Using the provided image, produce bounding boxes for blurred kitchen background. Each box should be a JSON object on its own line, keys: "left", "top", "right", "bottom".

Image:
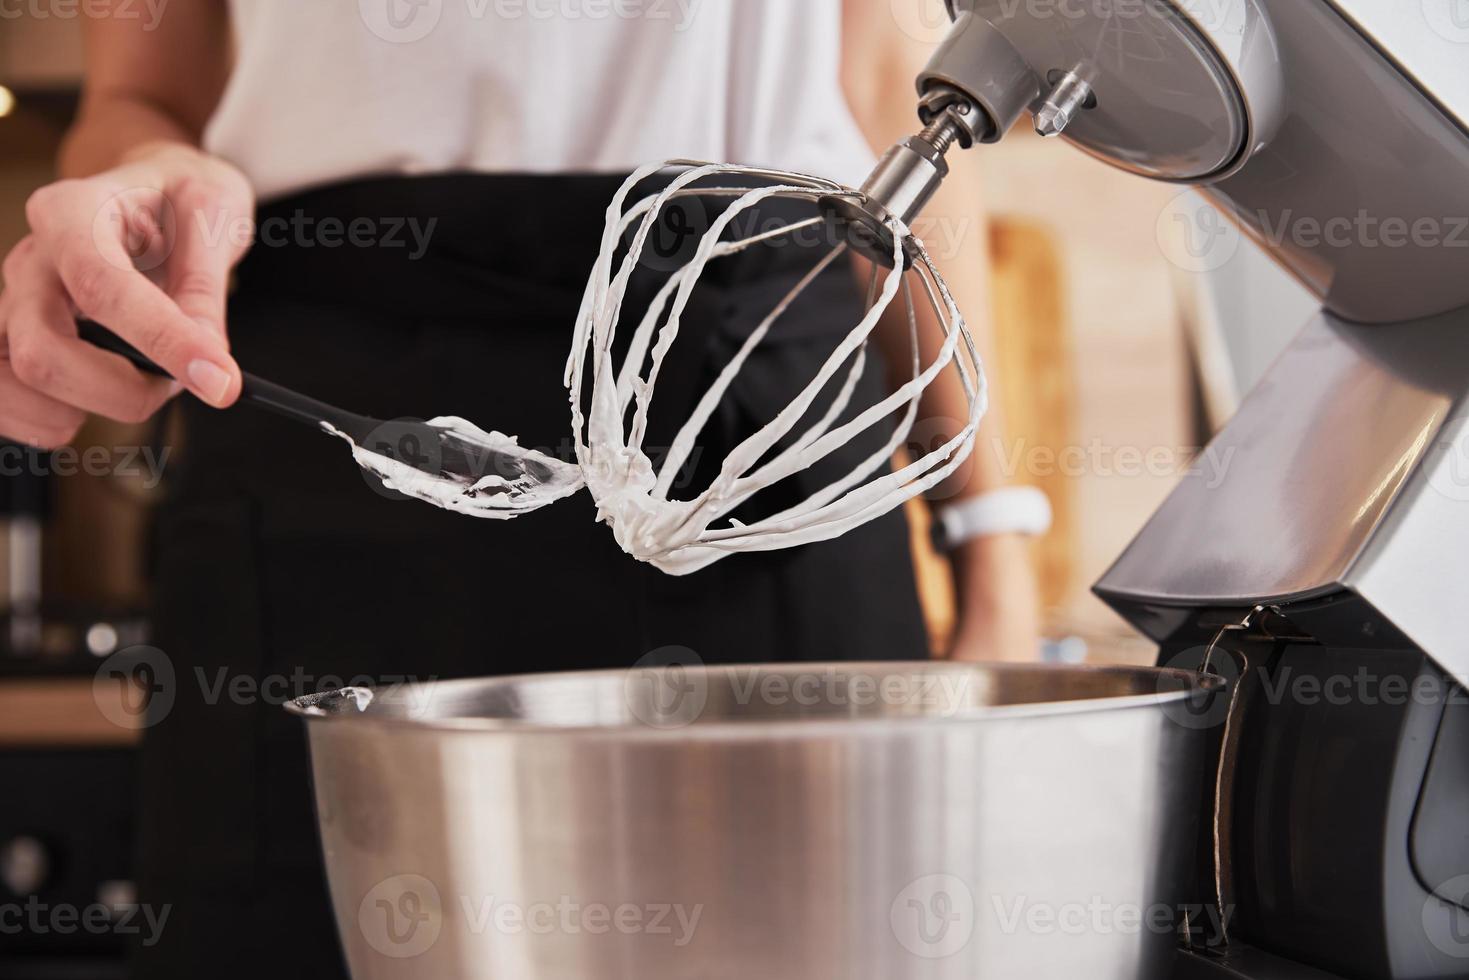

{"left": 0, "top": 5, "right": 1318, "bottom": 978}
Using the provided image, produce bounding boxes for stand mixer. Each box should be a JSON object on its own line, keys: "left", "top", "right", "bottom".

{"left": 851, "top": 1, "right": 1469, "bottom": 977}
{"left": 281, "top": 4, "right": 1469, "bottom": 977}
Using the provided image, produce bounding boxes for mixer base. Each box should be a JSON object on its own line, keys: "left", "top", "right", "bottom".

{"left": 1175, "top": 944, "right": 1348, "bottom": 979}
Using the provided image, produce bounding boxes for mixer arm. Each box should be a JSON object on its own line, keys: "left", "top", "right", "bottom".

{"left": 821, "top": 6, "right": 1086, "bottom": 265}
{"left": 828, "top": 0, "right": 1302, "bottom": 260}
{"left": 840, "top": 0, "right": 1469, "bottom": 325}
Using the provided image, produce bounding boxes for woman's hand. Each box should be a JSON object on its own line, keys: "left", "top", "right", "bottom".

{"left": 0, "top": 143, "right": 252, "bottom": 448}
{"left": 946, "top": 532, "right": 1043, "bottom": 662}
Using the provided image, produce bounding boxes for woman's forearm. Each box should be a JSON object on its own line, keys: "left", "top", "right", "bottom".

{"left": 857, "top": 243, "right": 1042, "bottom": 661}
{"left": 840, "top": 0, "right": 1042, "bottom": 659}
{"left": 878, "top": 264, "right": 1009, "bottom": 504}
{"left": 60, "top": 96, "right": 202, "bottom": 178}
{"left": 844, "top": 193, "right": 1013, "bottom": 508}
{"left": 60, "top": 0, "right": 232, "bottom": 178}
{"left": 839, "top": 0, "right": 1010, "bottom": 503}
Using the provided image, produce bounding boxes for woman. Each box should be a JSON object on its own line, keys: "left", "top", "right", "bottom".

{"left": 0, "top": 1, "right": 1039, "bottom": 975}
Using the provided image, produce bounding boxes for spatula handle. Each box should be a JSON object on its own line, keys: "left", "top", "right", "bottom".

{"left": 77, "top": 320, "right": 376, "bottom": 438}
{"left": 77, "top": 319, "right": 170, "bottom": 378}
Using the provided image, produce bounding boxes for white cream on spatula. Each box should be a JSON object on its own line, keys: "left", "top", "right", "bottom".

{"left": 323, "top": 416, "right": 584, "bottom": 519}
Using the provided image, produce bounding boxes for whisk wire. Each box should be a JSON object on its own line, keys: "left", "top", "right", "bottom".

{"left": 567, "top": 162, "right": 987, "bottom": 575}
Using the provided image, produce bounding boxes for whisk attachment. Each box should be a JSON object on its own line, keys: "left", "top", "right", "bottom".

{"left": 818, "top": 96, "right": 984, "bottom": 268}
{"left": 567, "top": 161, "right": 987, "bottom": 576}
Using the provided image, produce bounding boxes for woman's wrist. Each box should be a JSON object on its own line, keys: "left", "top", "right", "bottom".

{"left": 119, "top": 139, "right": 205, "bottom": 166}
{"left": 61, "top": 92, "right": 206, "bottom": 178}
{"left": 117, "top": 142, "right": 250, "bottom": 192}
{"left": 950, "top": 531, "right": 1030, "bottom": 600}
{"left": 946, "top": 532, "right": 1043, "bottom": 662}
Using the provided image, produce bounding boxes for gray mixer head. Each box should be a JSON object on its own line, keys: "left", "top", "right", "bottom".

{"left": 830, "top": 0, "right": 1469, "bottom": 328}
{"left": 823, "top": 0, "right": 1280, "bottom": 264}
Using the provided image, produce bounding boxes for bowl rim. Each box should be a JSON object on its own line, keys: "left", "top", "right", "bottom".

{"left": 282, "top": 661, "right": 1227, "bottom": 739}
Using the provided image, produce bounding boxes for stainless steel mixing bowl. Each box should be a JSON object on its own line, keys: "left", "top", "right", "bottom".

{"left": 287, "top": 662, "right": 1222, "bottom": 979}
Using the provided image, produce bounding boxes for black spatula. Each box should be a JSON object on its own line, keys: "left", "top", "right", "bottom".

{"left": 77, "top": 320, "right": 572, "bottom": 501}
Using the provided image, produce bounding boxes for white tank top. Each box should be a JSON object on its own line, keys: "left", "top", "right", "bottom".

{"left": 205, "top": 0, "right": 879, "bottom": 201}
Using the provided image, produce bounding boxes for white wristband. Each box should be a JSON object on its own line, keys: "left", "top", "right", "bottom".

{"left": 931, "top": 487, "right": 1053, "bottom": 552}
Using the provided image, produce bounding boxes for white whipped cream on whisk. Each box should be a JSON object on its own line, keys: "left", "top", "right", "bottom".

{"left": 564, "top": 161, "right": 987, "bottom": 575}
{"left": 328, "top": 162, "right": 986, "bottom": 576}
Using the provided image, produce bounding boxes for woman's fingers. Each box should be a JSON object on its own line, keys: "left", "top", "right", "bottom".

{"left": 25, "top": 180, "right": 242, "bottom": 407}
{"left": 0, "top": 356, "right": 89, "bottom": 450}
{"left": 3, "top": 240, "right": 178, "bottom": 424}
{"left": 0, "top": 148, "right": 258, "bottom": 445}
{"left": 167, "top": 174, "right": 252, "bottom": 341}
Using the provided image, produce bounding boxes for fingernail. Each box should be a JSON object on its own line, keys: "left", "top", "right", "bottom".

{"left": 187, "top": 359, "right": 232, "bottom": 405}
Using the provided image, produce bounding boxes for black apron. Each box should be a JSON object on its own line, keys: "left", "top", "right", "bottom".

{"left": 134, "top": 173, "right": 928, "bottom": 977}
